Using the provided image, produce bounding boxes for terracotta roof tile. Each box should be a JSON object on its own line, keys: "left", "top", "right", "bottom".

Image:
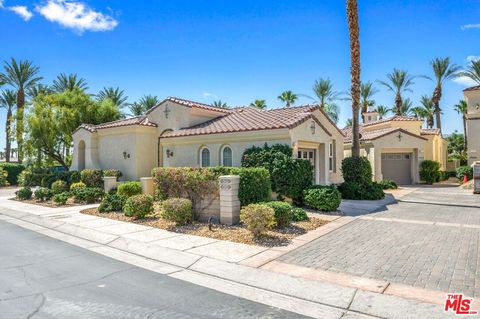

{"left": 362, "top": 115, "right": 421, "bottom": 127}
{"left": 343, "top": 126, "right": 427, "bottom": 143}
{"left": 79, "top": 116, "right": 157, "bottom": 133}
{"left": 420, "top": 128, "right": 440, "bottom": 135}
{"left": 147, "top": 96, "right": 232, "bottom": 115}
{"left": 463, "top": 85, "right": 480, "bottom": 92}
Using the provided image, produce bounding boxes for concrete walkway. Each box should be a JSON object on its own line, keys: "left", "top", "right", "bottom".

{"left": 0, "top": 186, "right": 462, "bottom": 318}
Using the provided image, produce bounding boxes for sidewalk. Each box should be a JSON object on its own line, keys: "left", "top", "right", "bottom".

{"left": 0, "top": 189, "right": 455, "bottom": 319}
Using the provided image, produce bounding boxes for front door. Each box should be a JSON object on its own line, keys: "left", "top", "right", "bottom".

{"left": 298, "top": 149, "right": 316, "bottom": 180}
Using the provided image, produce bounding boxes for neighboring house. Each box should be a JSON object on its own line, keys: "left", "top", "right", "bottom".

{"left": 71, "top": 97, "right": 345, "bottom": 184}
{"left": 463, "top": 85, "right": 480, "bottom": 165}
{"left": 343, "top": 111, "right": 448, "bottom": 185}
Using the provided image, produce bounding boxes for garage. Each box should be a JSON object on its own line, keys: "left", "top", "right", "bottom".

{"left": 381, "top": 153, "right": 412, "bottom": 185}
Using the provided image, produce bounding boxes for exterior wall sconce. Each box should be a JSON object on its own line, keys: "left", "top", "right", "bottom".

{"left": 166, "top": 149, "right": 174, "bottom": 158}
{"left": 310, "top": 121, "right": 316, "bottom": 134}
{"left": 123, "top": 151, "right": 130, "bottom": 159}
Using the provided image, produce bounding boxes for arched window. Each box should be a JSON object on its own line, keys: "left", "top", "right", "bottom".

{"left": 221, "top": 146, "right": 233, "bottom": 166}
{"left": 200, "top": 147, "right": 210, "bottom": 167}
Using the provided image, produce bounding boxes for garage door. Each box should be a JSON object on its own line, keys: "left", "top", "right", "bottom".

{"left": 381, "top": 153, "right": 412, "bottom": 185}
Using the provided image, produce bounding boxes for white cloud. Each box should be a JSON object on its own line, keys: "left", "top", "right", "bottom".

{"left": 467, "top": 55, "right": 480, "bottom": 62}
{"left": 203, "top": 92, "right": 218, "bottom": 98}
{"left": 461, "top": 24, "right": 480, "bottom": 30}
{"left": 8, "top": 6, "right": 33, "bottom": 21}
{"left": 35, "top": 0, "right": 118, "bottom": 34}
{"left": 454, "top": 76, "right": 478, "bottom": 87}
{"left": 0, "top": 1, "right": 4, "bottom": 8}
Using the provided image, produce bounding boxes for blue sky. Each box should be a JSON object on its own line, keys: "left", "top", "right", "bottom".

{"left": 1, "top": 0, "right": 479, "bottom": 150}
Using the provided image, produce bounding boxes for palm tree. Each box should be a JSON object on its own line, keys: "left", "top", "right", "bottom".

{"left": 377, "top": 69, "right": 416, "bottom": 116}
{"left": 277, "top": 91, "right": 297, "bottom": 107}
{"left": 345, "top": 118, "right": 353, "bottom": 127}
{"left": 212, "top": 100, "right": 228, "bottom": 108}
{"left": 415, "top": 96, "right": 435, "bottom": 128}
{"left": 430, "top": 58, "right": 460, "bottom": 130}
{"left": 138, "top": 94, "right": 160, "bottom": 111}
{"left": 324, "top": 103, "right": 340, "bottom": 124}
{"left": 459, "top": 59, "right": 480, "bottom": 85}
{"left": 52, "top": 73, "right": 88, "bottom": 92}
{"left": 1, "top": 58, "right": 43, "bottom": 162}
{"left": 0, "top": 90, "right": 16, "bottom": 162}
{"left": 398, "top": 98, "right": 413, "bottom": 116}
{"left": 250, "top": 99, "right": 267, "bottom": 109}
{"left": 360, "top": 81, "right": 378, "bottom": 116}
{"left": 375, "top": 105, "right": 389, "bottom": 119}
{"left": 454, "top": 100, "right": 468, "bottom": 151}
{"left": 27, "top": 84, "right": 52, "bottom": 98}
{"left": 97, "top": 87, "right": 128, "bottom": 109}
{"left": 128, "top": 102, "right": 146, "bottom": 116}
{"left": 312, "top": 78, "right": 339, "bottom": 108}
{"left": 346, "top": 0, "right": 361, "bottom": 157}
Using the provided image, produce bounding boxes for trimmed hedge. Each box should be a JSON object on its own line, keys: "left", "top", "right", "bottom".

{"left": 81, "top": 169, "right": 103, "bottom": 188}
{"left": 241, "top": 143, "right": 293, "bottom": 173}
{"left": 124, "top": 194, "right": 153, "bottom": 218}
{"left": 379, "top": 179, "right": 398, "bottom": 190}
{"left": 304, "top": 186, "right": 341, "bottom": 212}
{"left": 261, "top": 201, "right": 292, "bottom": 228}
{"left": 290, "top": 207, "right": 308, "bottom": 222}
{"left": 338, "top": 181, "right": 384, "bottom": 200}
{"left": 73, "top": 187, "right": 104, "bottom": 204}
{"left": 0, "top": 163, "right": 25, "bottom": 185}
{"left": 98, "top": 193, "right": 128, "bottom": 213}
{"left": 419, "top": 160, "right": 441, "bottom": 185}
{"left": 51, "top": 180, "right": 68, "bottom": 194}
{"left": 341, "top": 157, "right": 372, "bottom": 184}
{"left": 34, "top": 187, "right": 54, "bottom": 201}
{"left": 0, "top": 168, "right": 8, "bottom": 187}
{"left": 117, "top": 181, "right": 142, "bottom": 197}
{"left": 160, "top": 198, "right": 193, "bottom": 225}
{"left": 16, "top": 187, "right": 32, "bottom": 200}
{"left": 53, "top": 192, "right": 71, "bottom": 205}
{"left": 19, "top": 169, "right": 80, "bottom": 187}
{"left": 240, "top": 204, "right": 276, "bottom": 237}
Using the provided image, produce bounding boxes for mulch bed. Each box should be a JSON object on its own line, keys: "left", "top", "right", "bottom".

{"left": 81, "top": 208, "right": 329, "bottom": 247}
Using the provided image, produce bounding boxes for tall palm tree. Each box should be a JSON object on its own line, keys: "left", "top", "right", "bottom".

{"left": 250, "top": 99, "right": 267, "bottom": 109}
{"left": 375, "top": 105, "right": 389, "bottom": 119}
{"left": 97, "top": 87, "right": 128, "bottom": 109}
{"left": 0, "top": 90, "right": 16, "bottom": 162}
{"left": 454, "top": 100, "right": 468, "bottom": 151}
{"left": 312, "top": 78, "right": 339, "bottom": 108}
{"left": 277, "top": 90, "right": 297, "bottom": 107}
{"left": 377, "top": 69, "right": 416, "bottom": 116}
{"left": 138, "top": 94, "right": 160, "bottom": 111}
{"left": 430, "top": 57, "right": 460, "bottom": 130}
{"left": 212, "top": 100, "right": 228, "bottom": 108}
{"left": 415, "top": 96, "right": 435, "bottom": 128}
{"left": 459, "top": 59, "right": 480, "bottom": 85}
{"left": 398, "top": 98, "right": 413, "bottom": 116}
{"left": 360, "top": 81, "right": 378, "bottom": 116}
{"left": 346, "top": 0, "right": 361, "bottom": 157}
{"left": 52, "top": 73, "right": 88, "bottom": 92}
{"left": 128, "top": 102, "right": 146, "bottom": 116}
{"left": 1, "top": 58, "right": 43, "bottom": 162}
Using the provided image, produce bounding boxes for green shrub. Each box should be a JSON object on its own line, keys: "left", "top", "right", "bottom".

{"left": 419, "top": 160, "right": 441, "bottom": 185}
{"left": 304, "top": 186, "right": 341, "bottom": 211}
{"left": 16, "top": 187, "right": 33, "bottom": 200}
{"left": 241, "top": 143, "right": 293, "bottom": 173}
{"left": 456, "top": 166, "right": 473, "bottom": 181}
{"left": 290, "top": 207, "right": 309, "bottom": 222}
{"left": 98, "top": 193, "right": 128, "bottom": 213}
{"left": 379, "top": 179, "right": 398, "bottom": 190}
{"left": 338, "top": 181, "right": 384, "bottom": 200}
{"left": 0, "top": 163, "right": 25, "bottom": 185}
{"left": 34, "top": 187, "right": 54, "bottom": 201}
{"left": 240, "top": 204, "right": 276, "bottom": 237}
{"left": 73, "top": 187, "right": 104, "bottom": 204}
{"left": 53, "top": 192, "right": 71, "bottom": 205}
{"left": 103, "top": 169, "right": 122, "bottom": 179}
{"left": 0, "top": 167, "right": 8, "bottom": 187}
{"left": 19, "top": 169, "right": 80, "bottom": 187}
{"left": 261, "top": 201, "right": 292, "bottom": 228}
{"left": 208, "top": 166, "right": 271, "bottom": 206}
{"left": 123, "top": 194, "right": 153, "bottom": 218}
{"left": 51, "top": 180, "right": 68, "bottom": 194}
{"left": 80, "top": 169, "right": 103, "bottom": 188}
{"left": 341, "top": 157, "right": 372, "bottom": 184}
{"left": 117, "top": 181, "right": 142, "bottom": 197}
{"left": 70, "top": 181, "right": 86, "bottom": 192}
{"left": 160, "top": 198, "right": 193, "bottom": 225}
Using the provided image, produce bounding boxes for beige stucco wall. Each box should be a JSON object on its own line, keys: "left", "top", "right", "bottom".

{"left": 363, "top": 120, "right": 423, "bottom": 136}
{"left": 71, "top": 129, "right": 100, "bottom": 171}
{"left": 465, "top": 90, "right": 480, "bottom": 165}
{"left": 422, "top": 134, "right": 447, "bottom": 170}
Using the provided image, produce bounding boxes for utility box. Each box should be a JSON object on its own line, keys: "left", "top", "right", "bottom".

{"left": 474, "top": 164, "right": 480, "bottom": 194}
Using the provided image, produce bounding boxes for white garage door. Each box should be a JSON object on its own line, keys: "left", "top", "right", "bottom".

{"left": 381, "top": 153, "right": 412, "bottom": 185}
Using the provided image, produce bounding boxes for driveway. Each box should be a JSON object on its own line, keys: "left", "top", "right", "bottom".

{"left": 277, "top": 185, "right": 480, "bottom": 297}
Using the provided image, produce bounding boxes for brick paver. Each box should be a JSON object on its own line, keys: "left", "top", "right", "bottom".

{"left": 278, "top": 186, "right": 480, "bottom": 297}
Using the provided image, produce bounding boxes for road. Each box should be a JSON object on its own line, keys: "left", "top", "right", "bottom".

{"left": 0, "top": 220, "right": 307, "bottom": 319}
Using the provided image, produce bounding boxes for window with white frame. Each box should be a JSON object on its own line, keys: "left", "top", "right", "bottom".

{"left": 221, "top": 146, "right": 233, "bottom": 166}
{"left": 329, "top": 143, "right": 334, "bottom": 171}
{"left": 200, "top": 147, "right": 210, "bottom": 167}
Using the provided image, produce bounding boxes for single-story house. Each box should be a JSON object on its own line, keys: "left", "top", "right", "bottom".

{"left": 464, "top": 85, "right": 480, "bottom": 165}
{"left": 343, "top": 111, "right": 448, "bottom": 185}
{"left": 71, "top": 97, "right": 345, "bottom": 184}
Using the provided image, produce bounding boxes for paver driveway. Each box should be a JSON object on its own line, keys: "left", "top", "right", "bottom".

{"left": 278, "top": 185, "right": 480, "bottom": 297}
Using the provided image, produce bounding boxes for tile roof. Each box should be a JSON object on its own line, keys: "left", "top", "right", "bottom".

{"left": 362, "top": 115, "right": 421, "bottom": 127}
{"left": 162, "top": 105, "right": 322, "bottom": 138}
{"left": 343, "top": 126, "right": 427, "bottom": 143}
{"left": 147, "top": 96, "right": 232, "bottom": 115}
{"left": 420, "top": 128, "right": 441, "bottom": 135}
{"left": 76, "top": 116, "right": 157, "bottom": 133}
{"left": 463, "top": 85, "right": 480, "bottom": 92}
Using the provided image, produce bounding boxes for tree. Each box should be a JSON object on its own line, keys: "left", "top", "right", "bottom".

{"left": 277, "top": 91, "right": 297, "bottom": 107}
{"left": 26, "top": 90, "right": 122, "bottom": 169}
{"left": 138, "top": 94, "right": 160, "bottom": 111}
{"left": 430, "top": 58, "right": 460, "bottom": 130}
{"left": 0, "top": 89, "right": 16, "bottom": 162}
{"left": 97, "top": 87, "right": 128, "bottom": 109}
{"left": 250, "top": 99, "right": 267, "bottom": 109}
{"left": 398, "top": 98, "right": 413, "bottom": 116}
{"left": 28, "top": 84, "right": 53, "bottom": 98}
{"left": 375, "top": 105, "right": 389, "bottom": 119}
{"left": 1, "top": 58, "right": 43, "bottom": 162}
{"left": 324, "top": 103, "right": 340, "bottom": 124}
{"left": 454, "top": 100, "right": 468, "bottom": 151}
{"left": 128, "top": 102, "right": 147, "bottom": 116}
{"left": 312, "top": 78, "right": 339, "bottom": 108}
{"left": 414, "top": 96, "right": 435, "bottom": 128}
{"left": 377, "top": 69, "right": 416, "bottom": 116}
{"left": 345, "top": 118, "right": 353, "bottom": 127}
{"left": 52, "top": 73, "right": 88, "bottom": 92}
{"left": 212, "top": 100, "right": 228, "bottom": 108}
{"left": 447, "top": 131, "right": 466, "bottom": 164}
{"left": 346, "top": 0, "right": 361, "bottom": 157}
{"left": 459, "top": 59, "right": 480, "bottom": 85}
{"left": 360, "top": 81, "right": 378, "bottom": 119}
